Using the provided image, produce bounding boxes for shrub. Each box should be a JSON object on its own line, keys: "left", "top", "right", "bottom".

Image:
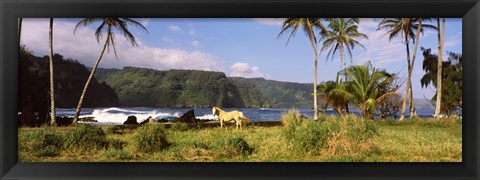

{"left": 33, "top": 145, "right": 60, "bottom": 157}
{"left": 227, "top": 136, "right": 253, "bottom": 155}
{"left": 30, "top": 130, "right": 64, "bottom": 157}
{"left": 64, "top": 124, "right": 108, "bottom": 150}
{"left": 343, "top": 115, "right": 378, "bottom": 142}
{"left": 171, "top": 123, "right": 189, "bottom": 131}
{"left": 281, "top": 110, "right": 378, "bottom": 155}
{"left": 132, "top": 124, "right": 170, "bottom": 153}
{"left": 281, "top": 109, "right": 328, "bottom": 154}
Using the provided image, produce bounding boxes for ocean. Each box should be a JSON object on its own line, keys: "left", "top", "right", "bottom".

{"left": 55, "top": 107, "right": 438, "bottom": 125}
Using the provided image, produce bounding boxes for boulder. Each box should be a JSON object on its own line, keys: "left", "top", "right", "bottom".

{"left": 140, "top": 116, "right": 155, "bottom": 125}
{"left": 157, "top": 118, "right": 169, "bottom": 123}
{"left": 123, "top": 116, "right": 138, "bottom": 125}
{"left": 173, "top": 110, "right": 198, "bottom": 123}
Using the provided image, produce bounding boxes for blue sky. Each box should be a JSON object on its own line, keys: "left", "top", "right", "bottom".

{"left": 21, "top": 18, "right": 462, "bottom": 99}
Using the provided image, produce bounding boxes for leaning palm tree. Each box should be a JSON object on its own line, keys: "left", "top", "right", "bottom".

{"left": 377, "top": 18, "right": 435, "bottom": 120}
{"left": 329, "top": 64, "right": 396, "bottom": 118}
{"left": 278, "top": 18, "right": 328, "bottom": 120}
{"left": 72, "top": 18, "right": 148, "bottom": 124}
{"left": 434, "top": 18, "right": 446, "bottom": 118}
{"left": 48, "top": 18, "right": 57, "bottom": 126}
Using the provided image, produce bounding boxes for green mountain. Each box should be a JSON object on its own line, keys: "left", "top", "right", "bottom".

{"left": 95, "top": 67, "right": 316, "bottom": 108}
{"left": 95, "top": 67, "right": 271, "bottom": 108}
{"left": 228, "top": 77, "right": 314, "bottom": 108}
{"left": 19, "top": 53, "right": 119, "bottom": 109}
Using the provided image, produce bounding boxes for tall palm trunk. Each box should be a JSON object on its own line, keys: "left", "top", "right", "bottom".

{"left": 48, "top": 18, "right": 57, "bottom": 126}
{"left": 400, "top": 33, "right": 412, "bottom": 121}
{"left": 73, "top": 37, "right": 109, "bottom": 124}
{"left": 309, "top": 36, "right": 319, "bottom": 120}
{"left": 340, "top": 45, "right": 349, "bottom": 114}
{"left": 18, "top": 18, "right": 22, "bottom": 48}
{"left": 408, "top": 19, "right": 423, "bottom": 118}
{"left": 434, "top": 18, "right": 445, "bottom": 118}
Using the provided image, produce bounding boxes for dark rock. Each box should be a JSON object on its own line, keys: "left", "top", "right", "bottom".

{"left": 123, "top": 116, "right": 138, "bottom": 125}
{"left": 173, "top": 110, "right": 198, "bottom": 123}
{"left": 157, "top": 118, "right": 169, "bottom": 123}
{"left": 56, "top": 116, "right": 73, "bottom": 126}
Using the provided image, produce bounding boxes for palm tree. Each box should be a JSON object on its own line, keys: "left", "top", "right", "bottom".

{"left": 434, "top": 18, "right": 446, "bottom": 118}
{"left": 329, "top": 64, "right": 396, "bottom": 118}
{"left": 72, "top": 18, "right": 149, "bottom": 124}
{"left": 320, "top": 18, "right": 368, "bottom": 78}
{"left": 318, "top": 73, "right": 350, "bottom": 116}
{"left": 48, "top": 18, "right": 57, "bottom": 126}
{"left": 420, "top": 48, "right": 462, "bottom": 116}
{"left": 377, "top": 18, "right": 435, "bottom": 120}
{"left": 278, "top": 18, "right": 328, "bottom": 120}
{"left": 320, "top": 18, "right": 368, "bottom": 114}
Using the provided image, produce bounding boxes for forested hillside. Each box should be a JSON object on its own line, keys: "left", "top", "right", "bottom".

{"left": 95, "top": 67, "right": 318, "bottom": 108}
{"left": 228, "top": 77, "right": 314, "bottom": 108}
{"left": 95, "top": 67, "right": 271, "bottom": 108}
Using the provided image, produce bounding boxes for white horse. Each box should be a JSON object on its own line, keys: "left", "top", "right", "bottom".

{"left": 212, "top": 107, "right": 250, "bottom": 130}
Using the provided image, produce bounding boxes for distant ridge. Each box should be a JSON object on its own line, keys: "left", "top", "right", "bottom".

{"left": 95, "top": 67, "right": 316, "bottom": 108}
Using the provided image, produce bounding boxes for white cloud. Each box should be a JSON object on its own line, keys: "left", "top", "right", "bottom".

{"left": 190, "top": 40, "right": 200, "bottom": 47}
{"left": 188, "top": 28, "right": 197, "bottom": 35}
{"left": 168, "top": 25, "right": 181, "bottom": 32}
{"left": 252, "top": 18, "right": 285, "bottom": 26}
{"left": 161, "top": 36, "right": 174, "bottom": 43}
{"left": 353, "top": 21, "right": 407, "bottom": 66}
{"left": 21, "top": 18, "right": 223, "bottom": 72}
{"left": 230, "top": 62, "right": 264, "bottom": 78}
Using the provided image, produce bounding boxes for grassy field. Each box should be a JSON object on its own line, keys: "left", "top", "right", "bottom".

{"left": 18, "top": 114, "right": 462, "bottom": 162}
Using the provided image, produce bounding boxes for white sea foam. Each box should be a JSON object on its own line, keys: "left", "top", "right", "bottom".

{"left": 79, "top": 107, "right": 182, "bottom": 124}
{"left": 196, "top": 114, "right": 218, "bottom": 120}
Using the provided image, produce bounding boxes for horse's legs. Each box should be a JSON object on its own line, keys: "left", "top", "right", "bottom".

{"left": 235, "top": 117, "right": 240, "bottom": 130}
{"left": 220, "top": 119, "right": 224, "bottom": 128}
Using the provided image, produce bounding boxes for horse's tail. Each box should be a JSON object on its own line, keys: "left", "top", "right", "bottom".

{"left": 240, "top": 113, "right": 250, "bottom": 124}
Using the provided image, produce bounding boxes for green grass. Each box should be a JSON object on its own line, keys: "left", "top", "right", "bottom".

{"left": 18, "top": 115, "right": 462, "bottom": 162}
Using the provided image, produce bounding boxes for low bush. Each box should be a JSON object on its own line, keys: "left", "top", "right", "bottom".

{"left": 281, "top": 110, "right": 378, "bottom": 155}
{"left": 133, "top": 124, "right": 170, "bottom": 153}
{"left": 227, "top": 136, "right": 253, "bottom": 155}
{"left": 64, "top": 124, "right": 108, "bottom": 150}
{"left": 30, "top": 130, "right": 64, "bottom": 157}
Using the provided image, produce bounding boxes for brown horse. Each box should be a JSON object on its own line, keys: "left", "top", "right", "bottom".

{"left": 212, "top": 107, "right": 250, "bottom": 130}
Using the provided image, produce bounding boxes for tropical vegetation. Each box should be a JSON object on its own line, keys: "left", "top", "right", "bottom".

{"left": 377, "top": 18, "right": 437, "bottom": 120}
{"left": 420, "top": 48, "right": 462, "bottom": 116}
{"left": 278, "top": 18, "right": 329, "bottom": 120}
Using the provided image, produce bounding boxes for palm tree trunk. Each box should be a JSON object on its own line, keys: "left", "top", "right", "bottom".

{"left": 309, "top": 32, "right": 318, "bottom": 120}
{"left": 18, "top": 18, "right": 22, "bottom": 48}
{"left": 400, "top": 34, "right": 412, "bottom": 121}
{"left": 48, "top": 18, "right": 57, "bottom": 126}
{"left": 408, "top": 19, "right": 423, "bottom": 118}
{"left": 341, "top": 45, "right": 349, "bottom": 114}
{"left": 73, "top": 37, "right": 109, "bottom": 124}
{"left": 434, "top": 18, "right": 445, "bottom": 118}
{"left": 308, "top": 36, "right": 319, "bottom": 120}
